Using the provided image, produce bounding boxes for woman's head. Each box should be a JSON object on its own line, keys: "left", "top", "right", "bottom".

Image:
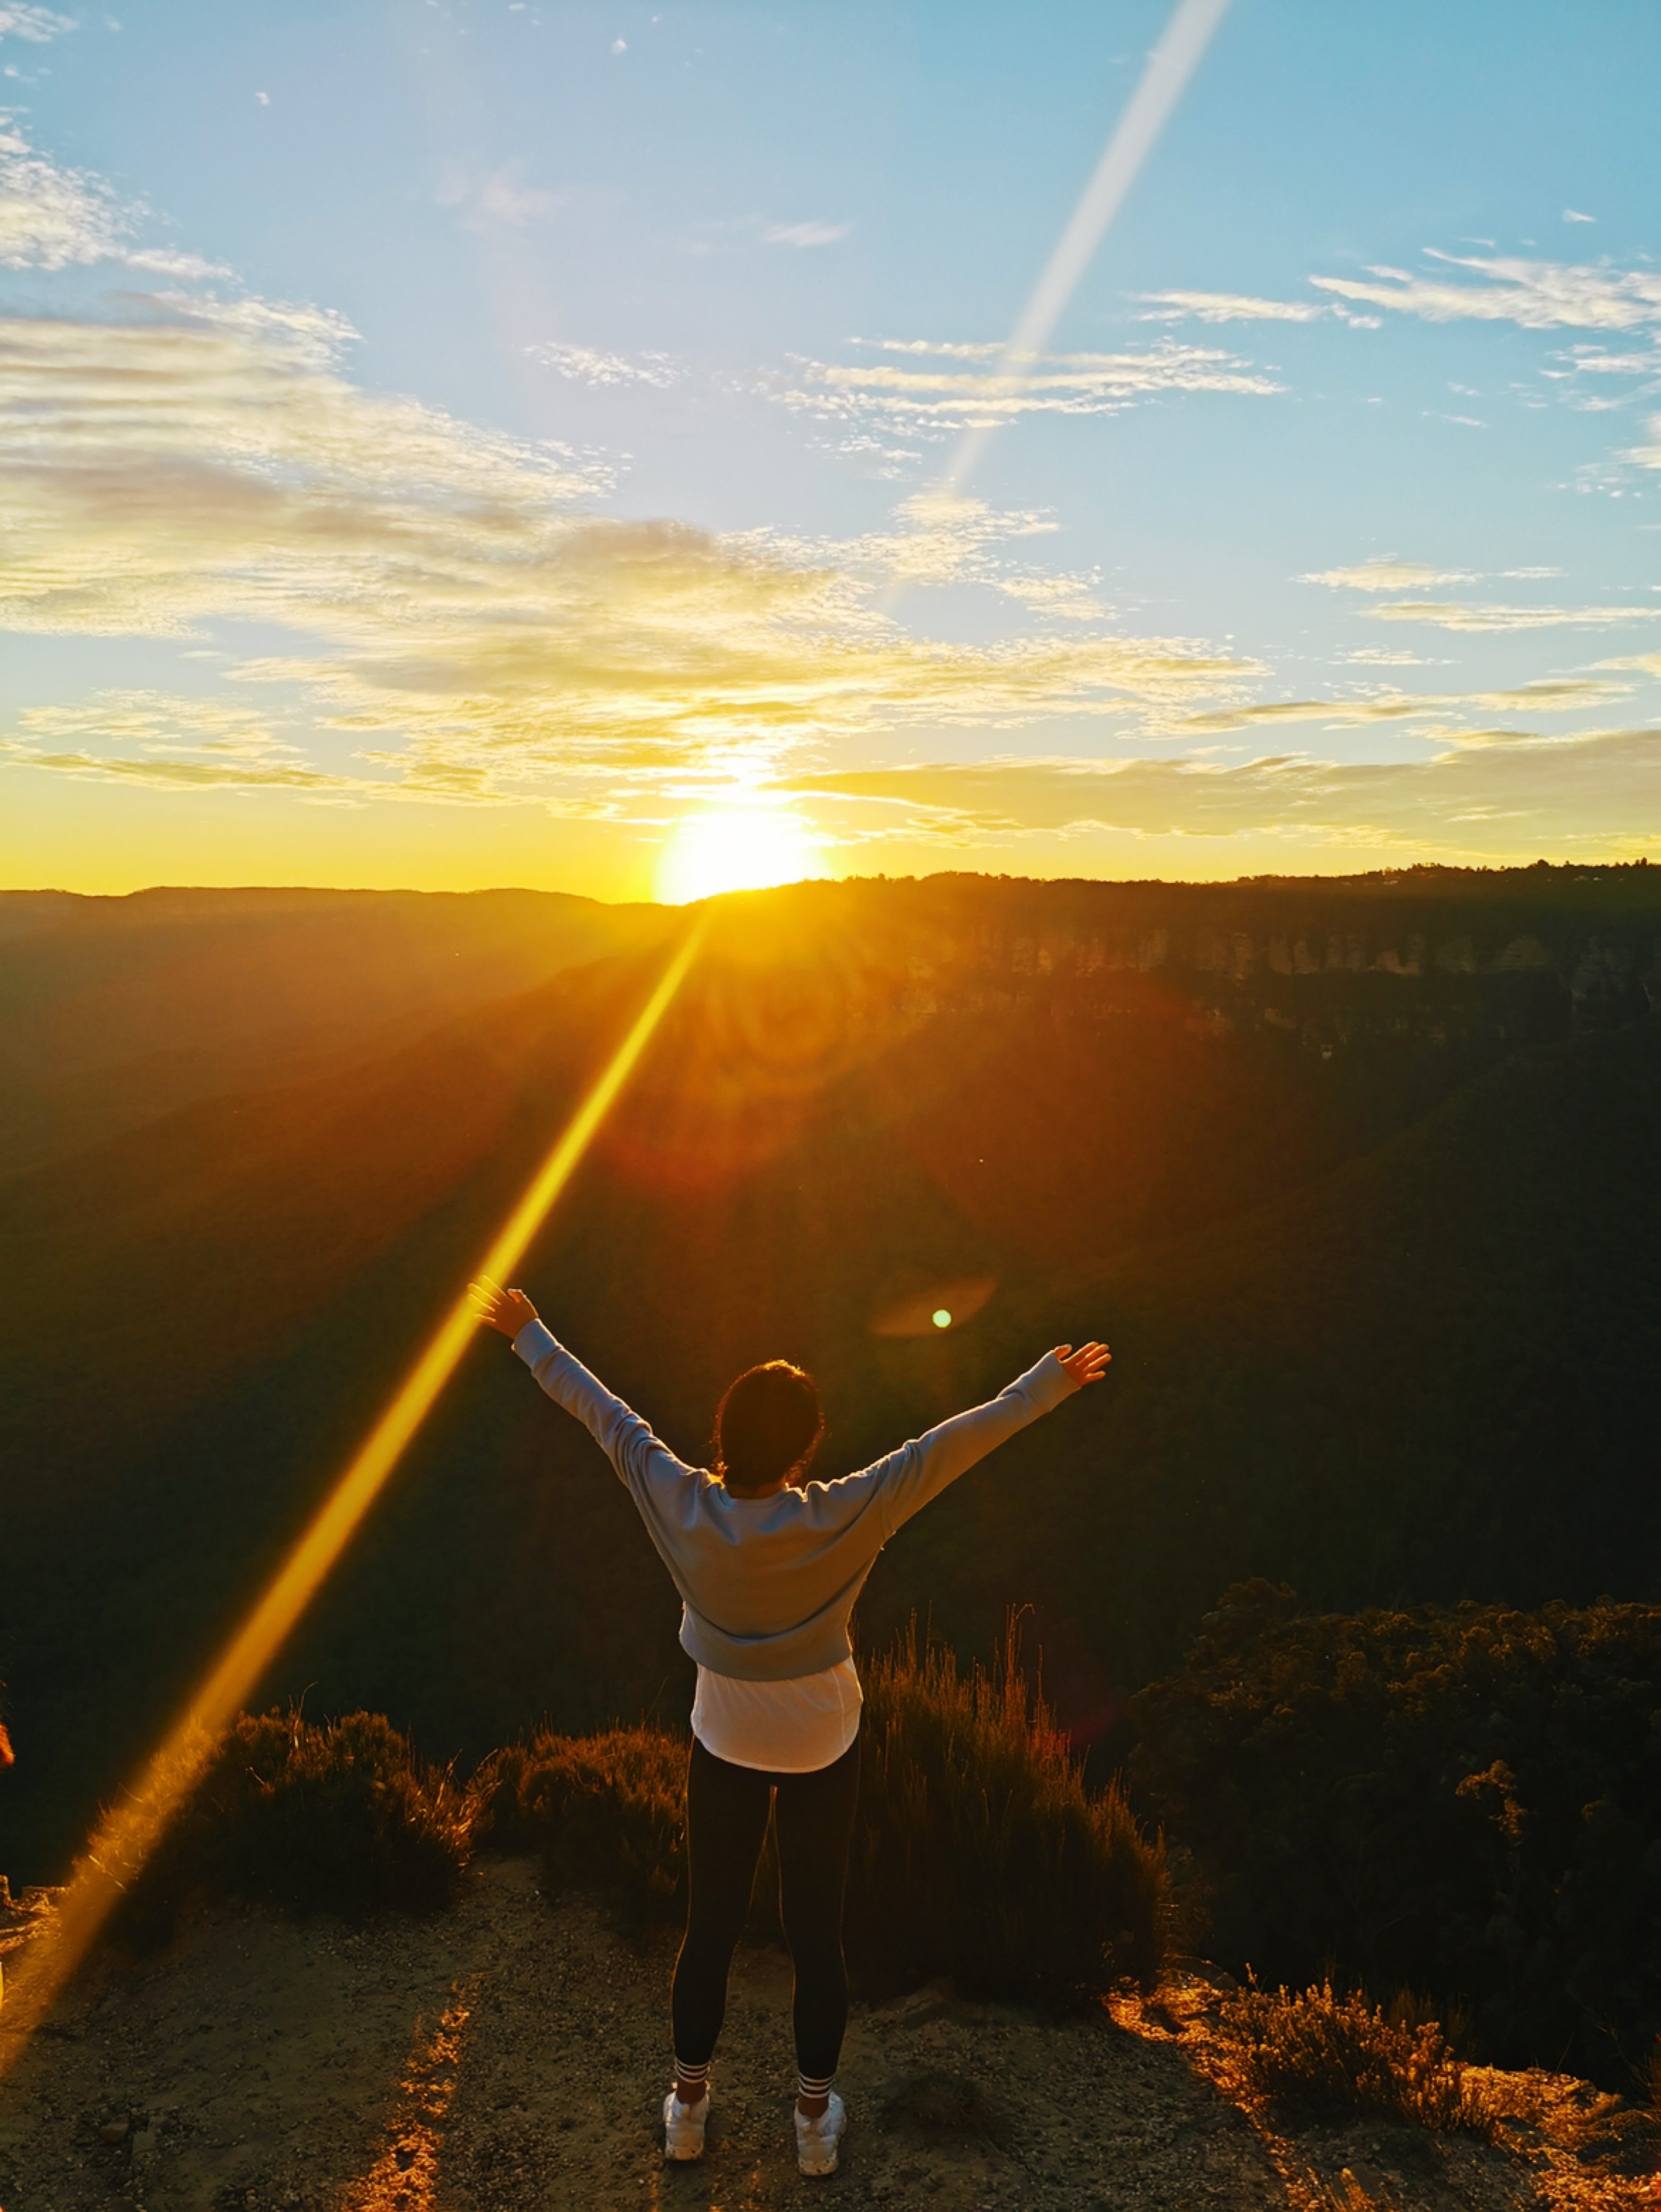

{"left": 714, "top": 1361, "right": 824, "bottom": 1495}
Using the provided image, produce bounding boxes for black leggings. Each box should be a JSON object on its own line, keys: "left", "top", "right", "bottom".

{"left": 671, "top": 1733, "right": 861, "bottom": 2084}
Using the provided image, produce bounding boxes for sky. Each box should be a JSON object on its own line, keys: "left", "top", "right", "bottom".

{"left": 1, "top": 0, "right": 1659, "bottom": 901}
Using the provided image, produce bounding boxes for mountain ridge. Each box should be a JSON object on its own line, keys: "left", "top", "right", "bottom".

{"left": 2, "top": 869, "right": 1657, "bottom": 1886}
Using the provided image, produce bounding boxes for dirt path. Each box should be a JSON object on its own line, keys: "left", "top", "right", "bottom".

{"left": 0, "top": 1858, "right": 1648, "bottom": 2211}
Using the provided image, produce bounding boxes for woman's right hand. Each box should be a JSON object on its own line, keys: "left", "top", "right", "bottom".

{"left": 1055, "top": 1341, "right": 1112, "bottom": 1388}
{"left": 469, "top": 1275, "right": 540, "bottom": 1339}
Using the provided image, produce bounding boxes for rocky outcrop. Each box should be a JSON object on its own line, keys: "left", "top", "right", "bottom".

{"left": 780, "top": 865, "right": 1661, "bottom": 1060}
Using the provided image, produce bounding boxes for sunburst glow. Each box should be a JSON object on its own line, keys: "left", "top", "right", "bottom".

{"left": 656, "top": 803, "right": 825, "bottom": 905}
{"left": 0, "top": 922, "right": 706, "bottom": 2080}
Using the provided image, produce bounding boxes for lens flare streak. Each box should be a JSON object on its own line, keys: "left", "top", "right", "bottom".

{"left": 0, "top": 920, "right": 707, "bottom": 2078}
{"left": 943, "top": 0, "right": 1232, "bottom": 498}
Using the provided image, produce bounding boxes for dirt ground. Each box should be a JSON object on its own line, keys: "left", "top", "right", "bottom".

{"left": 0, "top": 1858, "right": 1651, "bottom": 2212}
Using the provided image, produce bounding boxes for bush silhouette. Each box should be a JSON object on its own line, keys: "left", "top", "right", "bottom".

{"left": 1132, "top": 1583, "right": 1661, "bottom": 2086}
{"left": 97, "top": 1627, "right": 1163, "bottom": 2008}
{"left": 472, "top": 1726, "right": 688, "bottom": 1932}
{"left": 115, "top": 1709, "right": 468, "bottom": 1944}
{"left": 475, "top": 1621, "right": 1165, "bottom": 2004}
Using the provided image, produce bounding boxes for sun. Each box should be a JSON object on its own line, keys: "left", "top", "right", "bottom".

{"left": 656, "top": 801, "right": 826, "bottom": 904}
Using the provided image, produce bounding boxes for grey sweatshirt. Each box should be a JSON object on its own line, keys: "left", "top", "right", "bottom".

{"left": 512, "top": 1320, "right": 1078, "bottom": 1681}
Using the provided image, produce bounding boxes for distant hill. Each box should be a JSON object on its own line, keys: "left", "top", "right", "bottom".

{"left": 0, "top": 885, "right": 671, "bottom": 1172}
{"left": 1, "top": 865, "right": 1658, "bottom": 1882}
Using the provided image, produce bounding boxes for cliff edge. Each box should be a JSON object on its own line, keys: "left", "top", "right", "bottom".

{"left": 0, "top": 1859, "right": 1648, "bottom": 2211}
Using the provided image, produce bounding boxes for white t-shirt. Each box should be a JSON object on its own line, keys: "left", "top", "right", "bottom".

{"left": 691, "top": 1658, "right": 863, "bottom": 1773}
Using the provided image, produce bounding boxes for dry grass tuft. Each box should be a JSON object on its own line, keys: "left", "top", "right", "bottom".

{"left": 1215, "top": 1978, "right": 1500, "bottom": 2138}
{"left": 850, "top": 1620, "right": 1165, "bottom": 2003}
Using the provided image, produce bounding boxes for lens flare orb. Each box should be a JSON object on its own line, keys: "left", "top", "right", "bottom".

{"left": 871, "top": 1276, "right": 998, "bottom": 1339}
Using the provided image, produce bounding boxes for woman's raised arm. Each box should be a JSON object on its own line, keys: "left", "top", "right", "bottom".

{"left": 471, "top": 1275, "right": 697, "bottom": 1506}
{"left": 834, "top": 1336, "right": 1112, "bottom": 1542}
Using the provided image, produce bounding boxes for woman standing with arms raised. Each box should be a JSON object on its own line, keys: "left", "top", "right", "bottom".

{"left": 471, "top": 1274, "right": 1110, "bottom": 2178}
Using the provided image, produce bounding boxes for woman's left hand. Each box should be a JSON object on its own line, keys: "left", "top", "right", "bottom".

{"left": 469, "top": 1274, "right": 540, "bottom": 1339}
{"left": 1054, "top": 1341, "right": 1112, "bottom": 1388}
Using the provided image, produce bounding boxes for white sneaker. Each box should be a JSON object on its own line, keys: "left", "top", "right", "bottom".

{"left": 795, "top": 2090, "right": 846, "bottom": 2176}
{"left": 663, "top": 2088, "right": 708, "bottom": 2161}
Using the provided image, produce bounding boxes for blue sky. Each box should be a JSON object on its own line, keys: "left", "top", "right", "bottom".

{"left": 2, "top": 0, "right": 1659, "bottom": 896}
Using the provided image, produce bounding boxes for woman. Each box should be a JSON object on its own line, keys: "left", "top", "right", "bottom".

{"left": 470, "top": 1273, "right": 1110, "bottom": 2178}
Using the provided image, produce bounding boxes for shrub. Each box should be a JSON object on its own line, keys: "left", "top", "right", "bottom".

{"left": 475, "top": 1623, "right": 1166, "bottom": 2004}
{"left": 847, "top": 1622, "right": 1165, "bottom": 2003}
{"left": 1216, "top": 1979, "right": 1497, "bottom": 2137}
{"left": 472, "top": 1726, "right": 689, "bottom": 1932}
{"left": 1131, "top": 1582, "right": 1661, "bottom": 2086}
{"left": 114, "top": 1709, "right": 469, "bottom": 1944}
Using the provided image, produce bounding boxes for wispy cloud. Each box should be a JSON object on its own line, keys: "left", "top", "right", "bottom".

{"left": 0, "top": 112, "right": 1253, "bottom": 812}
{"left": 1138, "top": 290, "right": 1324, "bottom": 323}
{"left": 1297, "top": 560, "right": 1641, "bottom": 631}
{"left": 0, "top": 294, "right": 1251, "bottom": 807}
{"left": 1136, "top": 289, "right": 1380, "bottom": 329}
{"left": 16, "top": 690, "right": 300, "bottom": 760}
{"left": 682, "top": 214, "right": 849, "bottom": 258}
{"left": 0, "top": 689, "right": 385, "bottom": 803}
{"left": 1341, "top": 648, "right": 1441, "bottom": 666}
{"left": 527, "top": 340, "right": 683, "bottom": 389}
{"left": 1301, "top": 559, "right": 1479, "bottom": 592}
{"left": 0, "top": 294, "right": 609, "bottom": 639}
{"left": 0, "top": 5, "right": 76, "bottom": 41}
{"left": 1364, "top": 601, "right": 1661, "bottom": 632}
{"left": 766, "top": 335, "right": 1280, "bottom": 440}
{"left": 1555, "top": 345, "right": 1661, "bottom": 381}
{"left": 5, "top": 119, "right": 1648, "bottom": 861}
{"left": 775, "top": 727, "right": 1661, "bottom": 855}
{"left": 760, "top": 220, "right": 850, "bottom": 248}
{"left": 0, "top": 120, "right": 126, "bottom": 266}
{"left": 1311, "top": 250, "right": 1661, "bottom": 331}
{"left": 1174, "top": 678, "right": 1629, "bottom": 734}
{"left": 0, "top": 118, "right": 228, "bottom": 274}
{"left": 849, "top": 338, "right": 1007, "bottom": 359}
{"left": 1141, "top": 252, "right": 1661, "bottom": 340}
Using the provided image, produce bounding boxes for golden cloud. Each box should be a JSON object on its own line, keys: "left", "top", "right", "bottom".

{"left": 0, "top": 689, "right": 388, "bottom": 803}
{"left": 774, "top": 727, "right": 1661, "bottom": 851}
{"left": 1175, "top": 679, "right": 1630, "bottom": 734}
{"left": 0, "top": 300, "right": 1253, "bottom": 805}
